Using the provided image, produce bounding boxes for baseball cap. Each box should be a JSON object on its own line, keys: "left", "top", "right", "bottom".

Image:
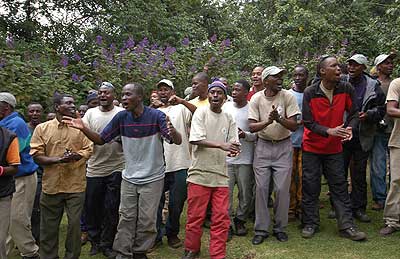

{"left": 0, "top": 92, "right": 17, "bottom": 108}
{"left": 208, "top": 81, "right": 227, "bottom": 96}
{"left": 99, "top": 81, "right": 115, "bottom": 89}
{"left": 261, "top": 66, "right": 286, "bottom": 81}
{"left": 157, "top": 79, "right": 174, "bottom": 89}
{"left": 86, "top": 92, "right": 98, "bottom": 104}
{"left": 374, "top": 53, "right": 396, "bottom": 66}
{"left": 347, "top": 54, "right": 368, "bottom": 66}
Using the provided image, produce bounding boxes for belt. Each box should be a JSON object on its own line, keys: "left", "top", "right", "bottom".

{"left": 260, "top": 136, "right": 290, "bottom": 144}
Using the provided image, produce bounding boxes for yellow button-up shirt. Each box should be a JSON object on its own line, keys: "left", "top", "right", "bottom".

{"left": 30, "top": 118, "right": 93, "bottom": 194}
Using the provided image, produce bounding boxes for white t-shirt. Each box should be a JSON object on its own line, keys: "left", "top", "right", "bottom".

{"left": 83, "top": 106, "right": 125, "bottom": 177}
{"left": 223, "top": 102, "right": 256, "bottom": 165}
{"left": 158, "top": 104, "right": 192, "bottom": 173}
{"left": 188, "top": 106, "right": 238, "bottom": 187}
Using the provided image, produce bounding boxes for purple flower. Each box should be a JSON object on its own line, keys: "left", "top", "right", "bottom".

{"left": 60, "top": 55, "right": 69, "bottom": 67}
{"left": 92, "top": 59, "right": 99, "bottom": 68}
{"left": 126, "top": 60, "right": 133, "bottom": 70}
{"left": 342, "top": 38, "right": 349, "bottom": 46}
{"left": 162, "top": 59, "right": 175, "bottom": 70}
{"left": 110, "top": 43, "right": 116, "bottom": 53}
{"left": 139, "top": 37, "right": 149, "bottom": 47}
{"left": 209, "top": 56, "right": 216, "bottom": 64}
{"left": 210, "top": 34, "right": 217, "bottom": 43}
{"left": 164, "top": 46, "right": 176, "bottom": 57}
{"left": 304, "top": 51, "right": 309, "bottom": 58}
{"left": 182, "top": 37, "right": 190, "bottom": 46}
{"left": 72, "top": 53, "right": 81, "bottom": 61}
{"left": 125, "top": 37, "right": 135, "bottom": 49}
{"left": 96, "top": 35, "right": 103, "bottom": 45}
{"left": 72, "top": 73, "right": 80, "bottom": 82}
{"left": 222, "top": 38, "right": 231, "bottom": 48}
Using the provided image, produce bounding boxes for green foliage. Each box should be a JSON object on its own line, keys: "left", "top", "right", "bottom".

{"left": 1, "top": 0, "right": 400, "bottom": 111}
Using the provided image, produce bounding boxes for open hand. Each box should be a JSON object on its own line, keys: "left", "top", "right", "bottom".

{"left": 62, "top": 112, "right": 85, "bottom": 130}
{"left": 168, "top": 95, "right": 183, "bottom": 105}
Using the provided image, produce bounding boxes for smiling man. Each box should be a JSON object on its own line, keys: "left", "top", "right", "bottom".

{"left": 189, "top": 72, "right": 210, "bottom": 107}
{"left": 247, "top": 66, "right": 264, "bottom": 101}
{"left": 63, "top": 83, "right": 181, "bottom": 259}
{"left": 30, "top": 92, "right": 93, "bottom": 259}
{"left": 183, "top": 81, "right": 240, "bottom": 259}
{"left": 248, "top": 66, "right": 300, "bottom": 245}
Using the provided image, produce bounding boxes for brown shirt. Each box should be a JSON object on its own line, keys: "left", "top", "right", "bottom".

{"left": 30, "top": 118, "right": 93, "bottom": 194}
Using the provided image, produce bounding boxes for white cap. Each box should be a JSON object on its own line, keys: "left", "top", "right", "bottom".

{"left": 261, "top": 66, "right": 286, "bottom": 81}
{"left": 347, "top": 54, "right": 368, "bottom": 66}
{"left": 157, "top": 79, "right": 174, "bottom": 89}
{"left": 374, "top": 53, "right": 396, "bottom": 66}
{"left": 0, "top": 92, "right": 16, "bottom": 108}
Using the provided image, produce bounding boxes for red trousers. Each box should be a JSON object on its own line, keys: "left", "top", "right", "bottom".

{"left": 184, "top": 183, "right": 230, "bottom": 259}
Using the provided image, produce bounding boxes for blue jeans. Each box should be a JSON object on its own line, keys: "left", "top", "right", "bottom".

{"left": 370, "top": 133, "right": 389, "bottom": 204}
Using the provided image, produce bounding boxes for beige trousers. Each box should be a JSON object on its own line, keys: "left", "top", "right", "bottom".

{"left": 0, "top": 195, "right": 12, "bottom": 259}
{"left": 383, "top": 147, "right": 400, "bottom": 228}
{"left": 6, "top": 173, "right": 39, "bottom": 257}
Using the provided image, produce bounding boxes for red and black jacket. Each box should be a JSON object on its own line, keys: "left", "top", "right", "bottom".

{"left": 302, "top": 81, "right": 358, "bottom": 154}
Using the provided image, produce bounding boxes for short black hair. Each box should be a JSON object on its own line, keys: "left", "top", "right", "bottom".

{"left": 194, "top": 72, "right": 209, "bottom": 83}
{"left": 235, "top": 79, "right": 251, "bottom": 92}
{"left": 316, "top": 55, "right": 336, "bottom": 77}
{"left": 294, "top": 64, "right": 309, "bottom": 75}
{"left": 53, "top": 91, "right": 72, "bottom": 106}
{"left": 124, "top": 83, "right": 144, "bottom": 97}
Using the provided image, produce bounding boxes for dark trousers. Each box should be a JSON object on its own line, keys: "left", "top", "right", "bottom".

{"left": 302, "top": 151, "right": 354, "bottom": 230}
{"left": 31, "top": 169, "right": 42, "bottom": 244}
{"left": 343, "top": 138, "right": 369, "bottom": 212}
{"left": 166, "top": 169, "right": 188, "bottom": 238}
{"left": 156, "top": 172, "right": 176, "bottom": 241}
{"left": 86, "top": 172, "right": 122, "bottom": 250}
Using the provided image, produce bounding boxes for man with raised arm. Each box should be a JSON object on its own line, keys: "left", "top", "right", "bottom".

{"left": 64, "top": 83, "right": 181, "bottom": 259}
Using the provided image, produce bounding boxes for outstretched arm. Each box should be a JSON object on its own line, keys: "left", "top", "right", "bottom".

{"left": 62, "top": 113, "right": 105, "bottom": 145}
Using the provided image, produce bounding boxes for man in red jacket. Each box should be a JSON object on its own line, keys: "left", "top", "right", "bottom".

{"left": 301, "top": 55, "right": 366, "bottom": 241}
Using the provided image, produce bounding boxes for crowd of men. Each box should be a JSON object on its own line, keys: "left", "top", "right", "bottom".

{"left": 0, "top": 52, "right": 400, "bottom": 259}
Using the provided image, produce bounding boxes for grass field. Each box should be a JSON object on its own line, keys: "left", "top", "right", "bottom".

{"left": 9, "top": 183, "right": 400, "bottom": 259}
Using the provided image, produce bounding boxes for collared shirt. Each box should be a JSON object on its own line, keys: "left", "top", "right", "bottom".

{"left": 30, "top": 118, "right": 93, "bottom": 194}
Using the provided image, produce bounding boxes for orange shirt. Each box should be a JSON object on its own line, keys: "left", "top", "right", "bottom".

{"left": 6, "top": 138, "right": 20, "bottom": 166}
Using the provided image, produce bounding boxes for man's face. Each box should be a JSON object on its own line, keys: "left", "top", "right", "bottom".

{"left": 293, "top": 67, "right": 308, "bottom": 88}
{"left": 191, "top": 76, "right": 208, "bottom": 97}
{"left": 78, "top": 105, "right": 88, "bottom": 117}
{"left": 98, "top": 86, "right": 115, "bottom": 107}
{"left": 251, "top": 67, "right": 263, "bottom": 87}
{"left": 0, "top": 101, "right": 10, "bottom": 120}
{"left": 232, "top": 83, "right": 248, "bottom": 103}
{"left": 208, "top": 87, "right": 226, "bottom": 110}
{"left": 56, "top": 96, "right": 76, "bottom": 117}
{"left": 27, "top": 104, "right": 43, "bottom": 123}
{"left": 157, "top": 85, "right": 174, "bottom": 104}
{"left": 347, "top": 60, "right": 365, "bottom": 79}
{"left": 121, "top": 85, "right": 142, "bottom": 111}
{"left": 264, "top": 73, "right": 284, "bottom": 92}
{"left": 320, "top": 57, "right": 341, "bottom": 82}
{"left": 87, "top": 98, "right": 99, "bottom": 109}
{"left": 378, "top": 57, "right": 394, "bottom": 76}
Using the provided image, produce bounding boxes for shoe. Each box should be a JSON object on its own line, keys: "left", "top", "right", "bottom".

{"left": 182, "top": 250, "right": 200, "bottom": 259}
{"left": 234, "top": 218, "right": 248, "bottom": 236}
{"left": 89, "top": 243, "right": 100, "bottom": 256}
{"left": 251, "top": 235, "right": 266, "bottom": 245}
{"left": 302, "top": 226, "right": 318, "bottom": 239}
{"left": 133, "top": 253, "right": 148, "bottom": 259}
{"left": 327, "top": 209, "right": 336, "bottom": 219}
{"left": 353, "top": 210, "right": 371, "bottom": 223}
{"left": 81, "top": 231, "right": 88, "bottom": 246}
{"left": 273, "top": 232, "right": 288, "bottom": 242}
{"left": 339, "top": 227, "right": 367, "bottom": 241}
{"left": 379, "top": 225, "right": 398, "bottom": 236}
{"left": 167, "top": 235, "right": 182, "bottom": 248}
{"left": 227, "top": 226, "right": 233, "bottom": 242}
{"left": 371, "top": 202, "right": 384, "bottom": 211}
{"left": 103, "top": 248, "right": 117, "bottom": 258}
